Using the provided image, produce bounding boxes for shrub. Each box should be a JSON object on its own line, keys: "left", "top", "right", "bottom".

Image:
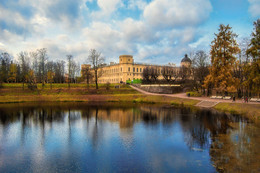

{"left": 105, "top": 82, "right": 110, "bottom": 90}
{"left": 186, "top": 91, "right": 202, "bottom": 97}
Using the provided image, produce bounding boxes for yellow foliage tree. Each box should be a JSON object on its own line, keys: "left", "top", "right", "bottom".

{"left": 8, "top": 63, "right": 17, "bottom": 83}
{"left": 203, "top": 24, "right": 240, "bottom": 95}
{"left": 47, "top": 71, "right": 54, "bottom": 89}
{"left": 243, "top": 19, "right": 260, "bottom": 96}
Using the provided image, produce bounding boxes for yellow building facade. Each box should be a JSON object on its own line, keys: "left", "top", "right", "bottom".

{"left": 82, "top": 54, "right": 191, "bottom": 84}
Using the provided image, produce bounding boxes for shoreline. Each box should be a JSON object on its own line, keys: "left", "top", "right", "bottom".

{"left": 0, "top": 93, "right": 259, "bottom": 123}
{"left": 0, "top": 83, "right": 259, "bottom": 123}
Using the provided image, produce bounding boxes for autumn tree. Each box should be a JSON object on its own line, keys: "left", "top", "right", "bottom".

{"left": 26, "top": 69, "right": 37, "bottom": 90}
{"left": 203, "top": 24, "right": 240, "bottom": 95}
{"left": 88, "top": 49, "right": 104, "bottom": 89}
{"left": 244, "top": 19, "right": 260, "bottom": 97}
{"left": 8, "top": 62, "right": 17, "bottom": 83}
{"left": 81, "top": 65, "right": 93, "bottom": 89}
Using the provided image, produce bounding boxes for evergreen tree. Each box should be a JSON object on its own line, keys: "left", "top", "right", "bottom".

{"left": 244, "top": 19, "right": 260, "bottom": 96}
{"left": 203, "top": 24, "right": 240, "bottom": 95}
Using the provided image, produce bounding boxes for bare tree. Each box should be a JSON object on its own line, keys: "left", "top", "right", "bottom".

{"left": 179, "top": 66, "right": 189, "bottom": 82}
{"left": 0, "top": 52, "right": 11, "bottom": 87}
{"left": 162, "top": 66, "right": 178, "bottom": 83}
{"left": 142, "top": 67, "right": 150, "bottom": 83}
{"left": 18, "top": 51, "right": 30, "bottom": 90}
{"left": 47, "top": 61, "right": 54, "bottom": 89}
{"left": 54, "top": 60, "right": 65, "bottom": 83}
{"left": 192, "top": 50, "right": 210, "bottom": 92}
{"left": 88, "top": 49, "right": 104, "bottom": 89}
{"left": 37, "top": 48, "right": 48, "bottom": 87}
{"left": 30, "top": 51, "right": 39, "bottom": 82}
{"left": 67, "top": 55, "right": 73, "bottom": 88}
{"left": 150, "top": 66, "right": 160, "bottom": 82}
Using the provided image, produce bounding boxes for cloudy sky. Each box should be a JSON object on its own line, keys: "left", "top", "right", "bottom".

{"left": 0, "top": 0, "right": 259, "bottom": 65}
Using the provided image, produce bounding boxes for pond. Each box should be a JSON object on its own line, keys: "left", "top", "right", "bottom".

{"left": 0, "top": 103, "right": 259, "bottom": 173}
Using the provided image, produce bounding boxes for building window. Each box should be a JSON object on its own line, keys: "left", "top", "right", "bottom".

{"left": 121, "top": 59, "right": 122, "bottom": 61}
{"left": 137, "top": 68, "right": 138, "bottom": 72}
{"left": 128, "top": 67, "right": 130, "bottom": 72}
{"left": 133, "top": 67, "right": 135, "bottom": 72}
{"left": 121, "top": 67, "right": 122, "bottom": 72}
{"left": 140, "top": 68, "right": 142, "bottom": 72}
{"left": 128, "top": 59, "right": 130, "bottom": 61}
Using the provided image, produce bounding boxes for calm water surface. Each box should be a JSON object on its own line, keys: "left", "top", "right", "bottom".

{"left": 0, "top": 103, "right": 259, "bottom": 173}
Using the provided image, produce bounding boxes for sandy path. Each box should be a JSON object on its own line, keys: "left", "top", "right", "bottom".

{"left": 130, "top": 85, "right": 260, "bottom": 106}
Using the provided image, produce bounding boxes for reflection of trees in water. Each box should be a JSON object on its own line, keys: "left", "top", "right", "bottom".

{"left": 142, "top": 112, "right": 158, "bottom": 124}
{"left": 0, "top": 109, "right": 20, "bottom": 125}
{"left": 209, "top": 117, "right": 259, "bottom": 172}
{"left": 180, "top": 109, "right": 250, "bottom": 151}
{"left": 0, "top": 104, "right": 258, "bottom": 172}
{"left": 179, "top": 110, "right": 211, "bottom": 150}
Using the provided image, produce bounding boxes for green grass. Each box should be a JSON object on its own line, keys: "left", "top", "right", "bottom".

{"left": 214, "top": 102, "right": 260, "bottom": 123}
{"left": 0, "top": 83, "right": 138, "bottom": 96}
{"left": 186, "top": 91, "right": 202, "bottom": 97}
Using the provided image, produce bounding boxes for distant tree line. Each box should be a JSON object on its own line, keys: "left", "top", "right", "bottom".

{"left": 0, "top": 48, "right": 81, "bottom": 89}
{"left": 0, "top": 48, "right": 105, "bottom": 90}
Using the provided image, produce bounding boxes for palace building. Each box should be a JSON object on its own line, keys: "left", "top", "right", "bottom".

{"left": 81, "top": 54, "right": 192, "bottom": 84}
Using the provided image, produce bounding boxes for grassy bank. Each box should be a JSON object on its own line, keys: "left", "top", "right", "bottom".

{"left": 214, "top": 102, "right": 260, "bottom": 123}
{"left": 0, "top": 83, "right": 259, "bottom": 122}
{"left": 0, "top": 83, "right": 200, "bottom": 106}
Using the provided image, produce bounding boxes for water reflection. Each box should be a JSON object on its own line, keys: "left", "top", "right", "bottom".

{"left": 0, "top": 103, "right": 259, "bottom": 172}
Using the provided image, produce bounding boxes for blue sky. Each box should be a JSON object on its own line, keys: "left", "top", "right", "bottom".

{"left": 0, "top": 0, "right": 259, "bottom": 65}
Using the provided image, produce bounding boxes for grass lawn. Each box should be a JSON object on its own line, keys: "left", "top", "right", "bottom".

{"left": 214, "top": 102, "right": 260, "bottom": 123}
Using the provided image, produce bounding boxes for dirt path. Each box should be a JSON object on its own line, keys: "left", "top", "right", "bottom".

{"left": 130, "top": 85, "right": 260, "bottom": 107}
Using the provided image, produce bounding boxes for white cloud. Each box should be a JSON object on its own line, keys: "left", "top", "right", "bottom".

{"left": 0, "top": 0, "right": 215, "bottom": 65}
{"left": 91, "top": 0, "right": 123, "bottom": 19}
{"left": 143, "top": 0, "right": 212, "bottom": 28}
{"left": 248, "top": 0, "right": 260, "bottom": 17}
{"left": 126, "top": 0, "right": 148, "bottom": 10}
{"left": 120, "top": 18, "right": 157, "bottom": 43}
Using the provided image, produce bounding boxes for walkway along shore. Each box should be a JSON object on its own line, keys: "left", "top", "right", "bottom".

{"left": 130, "top": 85, "right": 260, "bottom": 108}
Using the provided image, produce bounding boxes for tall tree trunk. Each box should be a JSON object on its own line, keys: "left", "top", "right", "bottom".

{"left": 68, "top": 78, "right": 70, "bottom": 89}
{"left": 95, "top": 69, "right": 98, "bottom": 89}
